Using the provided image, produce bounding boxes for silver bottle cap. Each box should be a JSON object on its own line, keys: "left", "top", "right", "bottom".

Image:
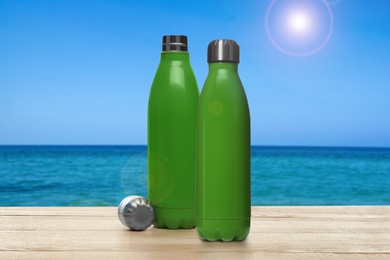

{"left": 163, "top": 35, "right": 188, "bottom": 51}
{"left": 118, "top": 196, "right": 155, "bottom": 231}
{"left": 207, "top": 39, "right": 240, "bottom": 63}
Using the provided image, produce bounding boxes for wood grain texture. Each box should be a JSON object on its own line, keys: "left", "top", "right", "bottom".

{"left": 0, "top": 206, "right": 389, "bottom": 259}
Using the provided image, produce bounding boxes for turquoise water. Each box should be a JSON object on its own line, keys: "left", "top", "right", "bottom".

{"left": 0, "top": 145, "right": 389, "bottom": 206}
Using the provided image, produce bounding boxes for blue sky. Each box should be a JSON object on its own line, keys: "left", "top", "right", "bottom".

{"left": 1, "top": 0, "right": 389, "bottom": 147}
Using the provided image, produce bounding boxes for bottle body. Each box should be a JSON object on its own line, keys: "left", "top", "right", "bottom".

{"left": 148, "top": 51, "right": 199, "bottom": 229}
{"left": 196, "top": 62, "right": 251, "bottom": 241}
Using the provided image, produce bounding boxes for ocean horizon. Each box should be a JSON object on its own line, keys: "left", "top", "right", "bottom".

{"left": 0, "top": 145, "right": 389, "bottom": 206}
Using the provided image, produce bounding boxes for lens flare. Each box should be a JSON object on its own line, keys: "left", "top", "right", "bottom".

{"left": 265, "top": 0, "right": 334, "bottom": 56}
{"left": 288, "top": 12, "right": 311, "bottom": 34}
{"left": 121, "top": 156, "right": 148, "bottom": 197}
{"left": 325, "top": 0, "right": 342, "bottom": 6}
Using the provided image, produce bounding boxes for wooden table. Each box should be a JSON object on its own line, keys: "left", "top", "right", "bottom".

{"left": 1, "top": 207, "right": 389, "bottom": 259}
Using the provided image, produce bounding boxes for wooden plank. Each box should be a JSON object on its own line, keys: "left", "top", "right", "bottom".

{"left": 0, "top": 206, "right": 389, "bottom": 259}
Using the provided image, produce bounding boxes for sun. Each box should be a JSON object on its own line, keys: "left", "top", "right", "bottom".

{"left": 288, "top": 11, "right": 311, "bottom": 34}
{"left": 265, "top": 0, "right": 334, "bottom": 56}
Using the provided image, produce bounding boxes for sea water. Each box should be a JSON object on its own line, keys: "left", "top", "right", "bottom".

{"left": 0, "top": 145, "right": 389, "bottom": 206}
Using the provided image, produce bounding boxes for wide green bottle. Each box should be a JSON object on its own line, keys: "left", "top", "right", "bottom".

{"left": 196, "top": 39, "right": 251, "bottom": 241}
{"left": 148, "top": 35, "right": 199, "bottom": 229}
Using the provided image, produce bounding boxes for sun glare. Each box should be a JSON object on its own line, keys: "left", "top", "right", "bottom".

{"left": 265, "top": 0, "right": 334, "bottom": 56}
{"left": 288, "top": 12, "right": 311, "bottom": 34}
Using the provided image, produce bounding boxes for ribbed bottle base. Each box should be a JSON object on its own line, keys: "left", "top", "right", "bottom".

{"left": 153, "top": 207, "right": 195, "bottom": 229}
{"left": 196, "top": 219, "right": 250, "bottom": 241}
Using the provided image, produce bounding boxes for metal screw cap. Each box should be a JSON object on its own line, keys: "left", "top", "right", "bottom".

{"left": 207, "top": 39, "right": 240, "bottom": 63}
{"left": 118, "top": 196, "right": 155, "bottom": 231}
{"left": 163, "top": 35, "right": 188, "bottom": 51}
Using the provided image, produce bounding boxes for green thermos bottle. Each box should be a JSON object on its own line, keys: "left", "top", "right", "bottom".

{"left": 148, "top": 35, "right": 199, "bottom": 229}
{"left": 196, "top": 39, "right": 251, "bottom": 241}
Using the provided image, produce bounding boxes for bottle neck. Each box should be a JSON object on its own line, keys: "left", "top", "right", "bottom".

{"left": 208, "top": 62, "right": 238, "bottom": 72}
{"left": 160, "top": 51, "right": 190, "bottom": 61}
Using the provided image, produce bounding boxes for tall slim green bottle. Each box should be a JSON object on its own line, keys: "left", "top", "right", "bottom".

{"left": 196, "top": 39, "right": 251, "bottom": 241}
{"left": 148, "top": 35, "right": 199, "bottom": 229}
